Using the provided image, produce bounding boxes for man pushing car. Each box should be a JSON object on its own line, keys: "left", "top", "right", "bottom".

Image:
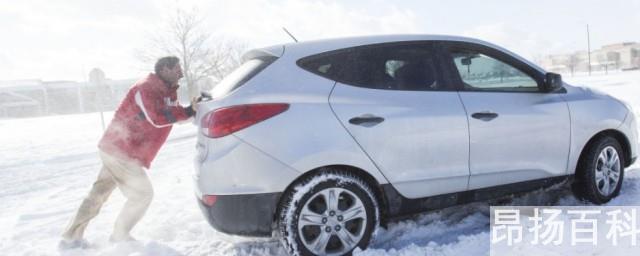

{"left": 60, "top": 56, "right": 198, "bottom": 249}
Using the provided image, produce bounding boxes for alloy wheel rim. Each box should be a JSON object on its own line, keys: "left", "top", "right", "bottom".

{"left": 297, "top": 187, "right": 367, "bottom": 256}
{"left": 595, "top": 146, "right": 621, "bottom": 197}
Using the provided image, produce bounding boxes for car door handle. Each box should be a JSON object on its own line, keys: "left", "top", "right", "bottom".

{"left": 349, "top": 114, "right": 385, "bottom": 127}
{"left": 471, "top": 112, "right": 499, "bottom": 121}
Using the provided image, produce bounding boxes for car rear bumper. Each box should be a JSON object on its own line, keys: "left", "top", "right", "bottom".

{"left": 197, "top": 192, "right": 282, "bottom": 237}
{"left": 194, "top": 134, "right": 300, "bottom": 196}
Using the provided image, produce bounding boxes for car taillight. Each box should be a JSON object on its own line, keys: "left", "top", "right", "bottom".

{"left": 201, "top": 103, "right": 289, "bottom": 138}
{"left": 202, "top": 195, "right": 218, "bottom": 207}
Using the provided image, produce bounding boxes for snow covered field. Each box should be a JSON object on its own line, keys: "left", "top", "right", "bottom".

{"left": 1, "top": 71, "right": 639, "bottom": 256}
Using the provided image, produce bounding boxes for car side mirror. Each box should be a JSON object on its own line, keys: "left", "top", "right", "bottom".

{"left": 544, "top": 72, "right": 563, "bottom": 92}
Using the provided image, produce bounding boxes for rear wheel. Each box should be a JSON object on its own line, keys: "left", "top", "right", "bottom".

{"left": 278, "top": 169, "right": 379, "bottom": 256}
{"left": 573, "top": 136, "right": 625, "bottom": 204}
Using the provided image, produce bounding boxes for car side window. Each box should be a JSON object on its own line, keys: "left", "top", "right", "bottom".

{"left": 450, "top": 50, "right": 539, "bottom": 92}
{"left": 298, "top": 43, "right": 442, "bottom": 91}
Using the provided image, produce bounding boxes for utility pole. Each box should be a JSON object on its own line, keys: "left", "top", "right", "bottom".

{"left": 587, "top": 24, "right": 592, "bottom": 76}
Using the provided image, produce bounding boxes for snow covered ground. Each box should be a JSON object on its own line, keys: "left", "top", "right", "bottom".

{"left": 0, "top": 71, "right": 639, "bottom": 256}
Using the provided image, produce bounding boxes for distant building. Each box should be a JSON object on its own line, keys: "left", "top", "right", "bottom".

{"left": 540, "top": 42, "right": 640, "bottom": 74}
{"left": 594, "top": 42, "right": 640, "bottom": 70}
{"left": 0, "top": 80, "right": 47, "bottom": 118}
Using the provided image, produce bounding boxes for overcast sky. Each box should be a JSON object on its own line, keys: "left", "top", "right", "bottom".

{"left": 2, "top": 0, "right": 640, "bottom": 81}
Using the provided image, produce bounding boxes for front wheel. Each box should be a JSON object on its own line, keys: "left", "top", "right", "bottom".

{"left": 278, "top": 169, "right": 379, "bottom": 256}
{"left": 573, "top": 136, "right": 625, "bottom": 204}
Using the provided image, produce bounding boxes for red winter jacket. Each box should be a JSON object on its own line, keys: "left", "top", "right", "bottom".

{"left": 98, "top": 73, "right": 194, "bottom": 168}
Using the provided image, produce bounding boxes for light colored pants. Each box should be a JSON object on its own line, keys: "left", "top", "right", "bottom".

{"left": 62, "top": 151, "right": 154, "bottom": 240}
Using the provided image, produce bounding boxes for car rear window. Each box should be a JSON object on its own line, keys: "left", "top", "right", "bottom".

{"left": 297, "top": 50, "right": 349, "bottom": 81}
{"left": 210, "top": 56, "right": 277, "bottom": 98}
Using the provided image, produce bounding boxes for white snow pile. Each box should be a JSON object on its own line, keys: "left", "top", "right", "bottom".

{"left": 0, "top": 70, "right": 639, "bottom": 256}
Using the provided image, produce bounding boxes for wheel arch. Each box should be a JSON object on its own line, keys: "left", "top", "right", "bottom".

{"left": 274, "top": 164, "right": 389, "bottom": 224}
{"left": 576, "top": 129, "right": 633, "bottom": 173}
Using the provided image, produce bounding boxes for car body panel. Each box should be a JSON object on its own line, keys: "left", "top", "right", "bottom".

{"left": 194, "top": 51, "right": 391, "bottom": 197}
{"left": 329, "top": 83, "right": 470, "bottom": 198}
{"left": 433, "top": 39, "right": 574, "bottom": 190}
{"left": 562, "top": 84, "right": 631, "bottom": 173}
{"left": 620, "top": 110, "right": 639, "bottom": 163}
{"left": 459, "top": 91, "right": 571, "bottom": 189}
{"left": 232, "top": 52, "right": 390, "bottom": 184}
{"left": 194, "top": 131, "right": 300, "bottom": 196}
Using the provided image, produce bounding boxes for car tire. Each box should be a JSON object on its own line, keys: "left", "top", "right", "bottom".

{"left": 573, "top": 136, "right": 625, "bottom": 204}
{"left": 278, "top": 168, "right": 379, "bottom": 256}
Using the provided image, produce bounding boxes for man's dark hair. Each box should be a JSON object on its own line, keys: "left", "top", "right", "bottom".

{"left": 154, "top": 56, "right": 180, "bottom": 74}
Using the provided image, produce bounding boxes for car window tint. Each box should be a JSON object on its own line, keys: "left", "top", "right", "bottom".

{"left": 298, "top": 44, "right": 441, "bottom": 91}
{"left": 450, "top": 50, "right": 538, "bottom": 92}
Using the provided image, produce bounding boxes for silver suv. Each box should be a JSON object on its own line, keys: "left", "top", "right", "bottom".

{"left": 193, "top": 35, "right": 638, "bottom": 256}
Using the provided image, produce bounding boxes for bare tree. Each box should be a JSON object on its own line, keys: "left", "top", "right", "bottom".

{"left": 565, "top": 53, "right": 580, "bottom": 77}
{"left": 596, "top": 54, "right": 609, "bottom": 74}
{"left": 633, "top": 49, "right": 640, "bottom": 69}
{"left": 137, "top": 8, "right": 247, "bottom": 98}
{"left": 491, "top": 62, "right": 510, "bottom": 83}
{"left": 606, "top": 51, "right": 621, "bottom": 70}
{"left": 206, "top": 40, "right": 247, "bottom": 82}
